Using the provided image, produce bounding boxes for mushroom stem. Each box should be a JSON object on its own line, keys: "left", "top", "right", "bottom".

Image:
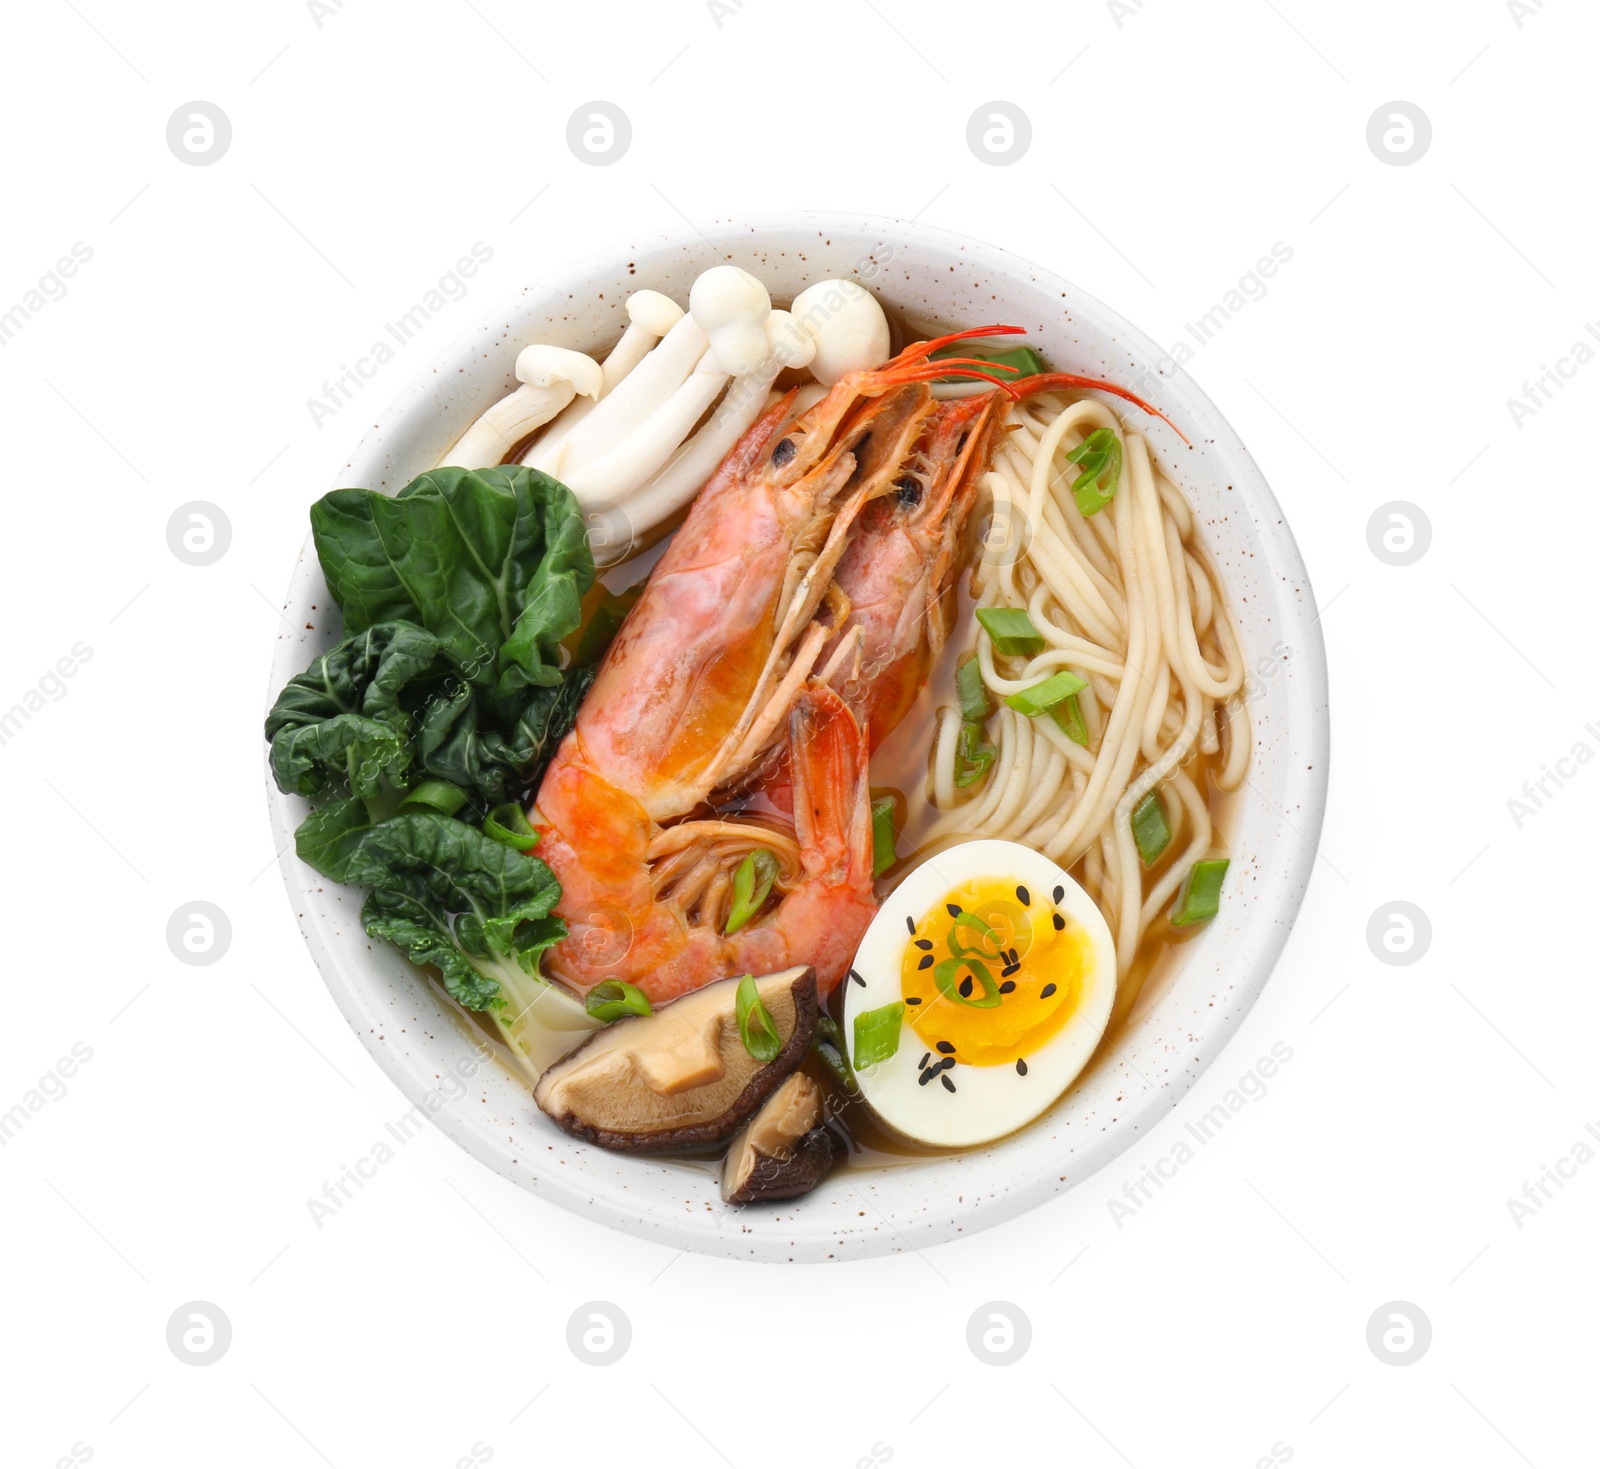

{"left": 436, "top": 382, "right": 577, "bottom": 469}
{"left": 524, "top": 314, "right": 709, "bottom": 477}
{"left": 436, "top": 344, "right": 602, "bottom": 470}
{"left": 619, "top": 360, "right": 783, "bottom": 534}
{"left": 531, "top": 290, "right": 686, "bottom": 467}
{"left": 620, "top": 309, "right": 816, "bottom": 537}
{"left": 563, "top": 347, "right": 730, "bottom": 505}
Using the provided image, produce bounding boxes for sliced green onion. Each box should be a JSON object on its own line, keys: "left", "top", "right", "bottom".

{"left": 583, "top": 979, "right": 652, "bottom": 1023}
{"left": 812, "top": 1015, "right": 860, "bottom": 1096}
{"left": 725, "top": 849, "right": 779, "bottom": 935}
{"left": 1052, "top": 693, "right": 1089, "bottom": 746}
{"left": 955, "top": 655, "right": 991, "bottom": 722}
{"left": 1004, "top": 669, "right": 1088, "bottom": 718}
{"left": 932, "top": 956, "right": 1003, "bottom": 1009}
{"left": 483, "top": 802, "right": 539, "bottom": 852}
{"left": 400, "top": 779, "right": 467, "bottom": 817}
{"left": 976, "top": 606, "right": 1047, "bottom": 657}
{"left": 735, "top": 974, "right": 783, "bottom": 1062}
{"left": 1171, "top": 858, "right": 1229, "bottom": 926}
{"left": 1131, "top": 792, "right": 1171, "bottom": 868}
{"left": 954, "top": 720, "right": 996, "bottom": 788}
{"left": 930, "top": 343, "right": 1047, "bottom": 382}
{"left": 852, "top": 1001, "right": 905, "bottom": 1069}
{"left": 871, "top": 795, "right": 898, "bottom": 878}
{"left": 1064, "top": 428, "right": 1123, "bottom": 516}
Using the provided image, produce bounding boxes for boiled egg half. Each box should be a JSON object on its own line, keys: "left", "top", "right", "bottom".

{"left": 842, "top": 839, "right": 1117, "bottom": 1148}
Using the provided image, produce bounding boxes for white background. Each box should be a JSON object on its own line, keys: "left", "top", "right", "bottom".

{"left": 1, "top": 1, "right": 1594, "bottom": 1465}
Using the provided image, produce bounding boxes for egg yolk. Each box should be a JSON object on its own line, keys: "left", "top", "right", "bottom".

{"left": 899, "top": 875, "right": 1092, "bottom": 1067}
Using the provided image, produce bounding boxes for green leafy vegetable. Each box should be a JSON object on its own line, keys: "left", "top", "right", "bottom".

{"left": 976, "top": 606, "right": 1047, "bottom": 657}
{"left": 725, "top": 849, "right": 780, "bottom": 935}
{"left": 264, "top": 623, "right": 455, "bottom": 806}
{"left": 1004, "top": 669, "right": 1088, "bottom": 718}
{"left": 1052, "top": 693, "right": 1089, "bottom": 747}
{"left": 1131, "top": 791, "right": 1171, "bottom": 867}
{"left": 584, "top": 980, "right": 652, "bottom": 1023}
{"left": 310, "top": 465, "right": 594, "bottom": 705}
{"left": 871, "top": 795, "right": 898, "bottom": 878}
{"left": 1064, "top": 428, "right": 1123, "bottom": 516}
{"left": 852, "top": 1001, "right": 905, "bottom": 1068}
{"left": 296, "top": 806, "right": 568, "bottom": 1012}
{"left": 931, "top": 342, "right": 1047, "bottom": 382}
{"left": 1171, "top": 857, "right": 1229, "bottom": 926}
{"left": 955, "top": 655, "right": 990, "bottom": 722}
{"left": 735, "top": 974, "right": 782, "bottom": 1063}
{"left": 954, "top": 720, "right": 996, "bottom": 789}
{"left": 415, "top": 664, "right": 596, "bottom": 809}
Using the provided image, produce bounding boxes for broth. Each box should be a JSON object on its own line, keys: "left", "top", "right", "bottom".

{"left": 447, "top": 308, "right": 1243, "bottom": 1176}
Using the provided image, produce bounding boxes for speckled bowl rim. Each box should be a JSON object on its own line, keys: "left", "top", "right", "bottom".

{"left": 266, "top": 212, "right": 1330, "bottom": 1262}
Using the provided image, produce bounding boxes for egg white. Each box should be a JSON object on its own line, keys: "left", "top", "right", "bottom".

{"left": 843, "top": 838, "right": 1117, "bottom": 1149}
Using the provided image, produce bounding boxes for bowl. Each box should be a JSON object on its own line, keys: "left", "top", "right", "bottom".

{"left": 265, "top": 213, "right": 1330, "bottom": 1262}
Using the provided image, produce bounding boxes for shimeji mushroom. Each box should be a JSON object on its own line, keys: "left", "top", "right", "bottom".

{"left": 436, "top": 344, "right": 602, "bottom": 469}
{"left": 533, "top": 267, "right": 781, "bottom": 511}
{"left": 618, "top": 310, "right": 816, "bottom": 537}
{"left": 531, "top": 290, "right": 684, "bottom": 467}
{"left": 523, "top": 309, "right": 711, "bottom": 478}
{"left": 690, "top": 265, "right": 772, "bottom": 376}
{"left": 789, "top": 278, "right": 891, "bottom": 386}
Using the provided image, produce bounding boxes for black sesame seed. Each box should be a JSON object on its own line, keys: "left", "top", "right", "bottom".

{"left": 1015, "top": 885, "right": 1030, "bottom": 906}
{"left": 940, "top": 1074, "right": 956, "bottom": 1093}
{"left": 936, "top": 1041, "right": 955, "bottom": 1054}
{"left": 906, "top": 916, "right": 916, "bottom": 934}
{"left": 1052, "top": 885, "right": 1064, "bottom": 903}
{"left": 850, "top": 968, "right": 866, "bottom": 987}
{"left": 1001, "top": 963, "right": 1021, "bottom": 978}
{"left": 917, "top": 954, "right": 934, "bottom": 971}
{"left": 919, "top": 1067, "right": 936, "bottom": 1086}
{"left": 914, "top": 938, "right": 933, "bottom": 951}
{"left": 946, "top": 903, "right": 961, "bottom": 917}
{"left": 918, "top": 1051, "right": 930, "bottom": 1071}
{"left": 999, "top": 980, "right": 1017, "bottom": 994}
{"left": 1006, "top": 949, "right": 1019, "bottom": 964}
{"left": 959, "top": 976, "right": 973, "bottom": 998}
{"left": 1052, "top": 912, "right": 1065, "bottom": 931}
{"left": 1041, "top": 983, "right": 1058, "bottom": 998}
{"left": 1016, "top": 1059, "right": 1028, "bottom": 1076}
{"left": 941, "top": 1056, "right": 956, "bottom": 1071}
{"left": 906, "top": 995, "right": 922, "bottom": 1005}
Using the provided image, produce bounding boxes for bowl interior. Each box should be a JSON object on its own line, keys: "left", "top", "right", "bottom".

{"left": 267, "top": 214, "right": 1328, "bottom": 1261}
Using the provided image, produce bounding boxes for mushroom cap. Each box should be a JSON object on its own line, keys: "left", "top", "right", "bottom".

{"left": 532, "top": 967, "right": 819, "bottom": 1152}
{"left": 691, "top": 266, "right": 773, "bottom": 376}
{"left": 689, "top": 265, "right": 771, "bottom": 331}
{"left": 719, "top": 1072, "right": 839, "bottom": 1205}
{"left": 766, "top": 309, "right": 816, "bottom": 372}
{"left": 514, "top": 343, "right": 603, "bottom": 399}
{"left": 788, "top": 279, "right": 891, "bottom": 386}
{"left": 625, "top": 289, "right": 684, "bottom": 338}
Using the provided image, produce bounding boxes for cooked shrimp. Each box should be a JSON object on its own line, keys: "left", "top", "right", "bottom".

{"left": 532, "top": 329, "right": 1017, "bottom": 1000}
{"left": 822, "top": 390, "right": 1012, "bottom": 748}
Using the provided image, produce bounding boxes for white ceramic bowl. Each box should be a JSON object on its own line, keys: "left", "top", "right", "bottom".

{"left": 266, "top": 213, "right": 1329, "bottom": 1262}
